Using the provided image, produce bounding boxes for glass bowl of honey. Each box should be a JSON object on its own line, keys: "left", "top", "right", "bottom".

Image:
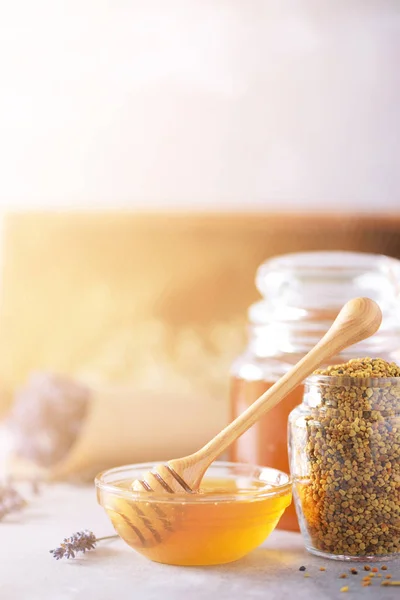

{"left": 95, "top": 461, "right": 292, "bottom": 566}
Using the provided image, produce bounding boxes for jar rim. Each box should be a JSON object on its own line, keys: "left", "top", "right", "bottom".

{"left": 305, "top": 374, "right": 400, "bottom": 386}
{"left": 258, "top": 250, "right": 400, "bottom": 273}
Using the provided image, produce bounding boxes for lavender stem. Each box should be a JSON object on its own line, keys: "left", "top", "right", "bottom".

{"left": 96, "top": 534, "right": 119, "bottom": 542}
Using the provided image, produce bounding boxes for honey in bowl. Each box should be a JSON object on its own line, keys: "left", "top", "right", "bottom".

{"left": 96, "top": 461, "right": 292, "bottom": 566}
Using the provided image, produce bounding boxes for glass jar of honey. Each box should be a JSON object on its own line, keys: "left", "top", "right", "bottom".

{"left": 229, "top": 251, "right": 400, "bottom": 531}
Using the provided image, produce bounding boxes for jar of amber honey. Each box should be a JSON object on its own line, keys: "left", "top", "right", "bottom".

{"left": 230, "top": 251, "right": 400, "bottom": 531}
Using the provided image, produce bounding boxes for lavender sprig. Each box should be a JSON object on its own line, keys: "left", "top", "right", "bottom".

{"left": 50, "top": 530, "right": 118, "bottom": 560}
{"left": 0, "top": 485, "right": 26, "bottom": 520}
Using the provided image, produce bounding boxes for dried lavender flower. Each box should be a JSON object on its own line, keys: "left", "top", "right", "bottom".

{"left": 0, "top": 484, "right": 26, "bottom": 520}
{"left": 50, "top": 530, "right": 117, "bottom": 559}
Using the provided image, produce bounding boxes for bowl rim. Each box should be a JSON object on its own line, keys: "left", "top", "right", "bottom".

{"left": 95, "top": 460, "right": 292, "bottom": 504}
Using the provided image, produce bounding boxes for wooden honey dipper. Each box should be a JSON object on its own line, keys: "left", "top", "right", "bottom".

{"left": 132, "top": 297, "right": 382, "bottom": 496}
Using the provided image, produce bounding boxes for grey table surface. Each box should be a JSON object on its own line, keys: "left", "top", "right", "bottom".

{"left": 1, "top": 483, "right": 399, "bottom": 600}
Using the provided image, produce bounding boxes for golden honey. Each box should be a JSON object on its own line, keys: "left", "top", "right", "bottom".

{"left": 96, "top": 462, "right": 292, "bottom": 566}
{"left": 230, "top": 377, "right": 304, "bottom": 531}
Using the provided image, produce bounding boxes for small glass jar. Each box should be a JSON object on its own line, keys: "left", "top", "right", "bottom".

{"left": 230, "top": 251, "right": 400, "bottom": 531}
{"left": 289, "top": 375, "right": 400, "bottom": 561}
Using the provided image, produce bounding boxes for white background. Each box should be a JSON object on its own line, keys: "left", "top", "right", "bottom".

{"left": 0, "top": 1, "right": 399, "bottom": 212}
